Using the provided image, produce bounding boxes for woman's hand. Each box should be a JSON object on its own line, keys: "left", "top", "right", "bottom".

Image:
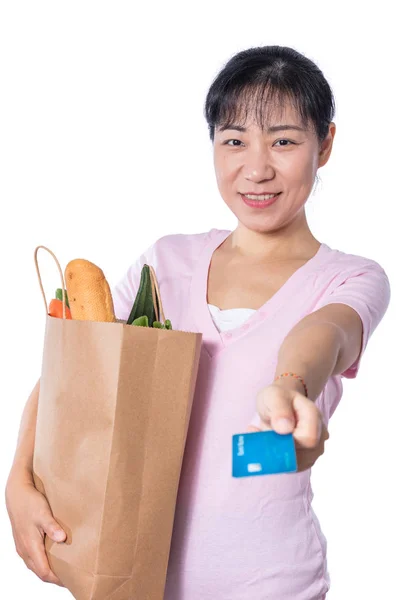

{"left": 247, "top": 383, "right": 330, "bottom": 472}
{"left": 5, "top": 471, "right": 67, "bottom": 586}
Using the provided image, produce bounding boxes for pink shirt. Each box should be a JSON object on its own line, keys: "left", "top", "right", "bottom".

{"left": 112, "top": 228, "right": 390, "bottom": 600}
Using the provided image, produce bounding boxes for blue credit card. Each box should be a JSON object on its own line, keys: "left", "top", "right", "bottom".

{"left": 232, "top": 431, "right": 297, "bottom": 477}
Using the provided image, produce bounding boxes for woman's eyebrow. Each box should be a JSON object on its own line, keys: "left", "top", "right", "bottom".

{"left": 218, "top": 124, "right": 306, "bottom": 133}
{"left": 268, "top": 124, "right": 306, "bottom": 133}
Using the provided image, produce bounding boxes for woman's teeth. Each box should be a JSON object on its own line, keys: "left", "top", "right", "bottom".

{"left": 243, "top": 193, "right": 279, "bottom": 201}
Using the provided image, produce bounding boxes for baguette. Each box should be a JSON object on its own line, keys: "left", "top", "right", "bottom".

{"left": 65, "top": 259, "right": 116, "bottom": 322}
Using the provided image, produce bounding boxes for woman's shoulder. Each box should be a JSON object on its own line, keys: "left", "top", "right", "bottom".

{"left": 148, "top": 228, "right": 227, "bottom": 266}
{"left": 312, "top": 243, "right": 391, "bottom": 312}
{"left": 133, "top": 228, "right": 227, "bottom": 277}
{"left": 318, "top": 242, "right": 389, "bottom": 278}
{"left": 153, "top": 228, "right": 227, "bottom": 254}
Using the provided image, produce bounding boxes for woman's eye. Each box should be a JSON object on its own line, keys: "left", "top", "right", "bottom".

{"left": 223, "top": 138, "right": 295, "bottom": 147}
{"left": 224, "top": 139, "right": 243, "bottom": 146}
{"left": 273, "top": 139, "right": 295, "bottom": 147}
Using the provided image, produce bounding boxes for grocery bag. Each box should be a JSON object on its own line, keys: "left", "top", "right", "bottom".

{"left": 32, "top": 246, "right": 202, "bottom": 600}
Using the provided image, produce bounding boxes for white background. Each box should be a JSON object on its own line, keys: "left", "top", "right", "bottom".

{"left": 1, "top": 1, "right": 398, "bottom": 598}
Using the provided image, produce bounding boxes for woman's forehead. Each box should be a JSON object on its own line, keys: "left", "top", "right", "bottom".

{"left": 217, "top": 110, "right": 307, "bottom": 132}
{"left": 217, "top": 95, "right": 307, "bottom": 131}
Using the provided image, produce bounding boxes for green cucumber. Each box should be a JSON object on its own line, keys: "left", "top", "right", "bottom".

{"left": 142, "top": 272, "right": 156, "bottom": 327}
{"left": 127, "top": 264, "right": 172, "bottom": 329}
{"left": 127, "top": 265, "right": 155, "bottom": 325}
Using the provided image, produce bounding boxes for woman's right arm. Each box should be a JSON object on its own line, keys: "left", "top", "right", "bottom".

{"left": 5, "top": 379, "right": 66, "bottom": 587}
{"left": 7, "top": 379, "right": 40, "bottom": 483}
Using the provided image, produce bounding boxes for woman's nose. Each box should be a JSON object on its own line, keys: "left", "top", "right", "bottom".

{"left": 244, "top": 152, "right": 275, "bottom": 183}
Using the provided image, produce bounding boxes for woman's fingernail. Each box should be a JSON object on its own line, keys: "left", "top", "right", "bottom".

{"left": 53, "top": 530, "right": 65, "bottom": 541}
{"left": 275, "top": 418, "right": 294, "bottom": 432}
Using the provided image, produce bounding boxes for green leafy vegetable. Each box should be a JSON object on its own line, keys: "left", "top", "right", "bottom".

{"left": 132, "top": 315, "right": 149, "bottom": 327}
{"left": 56, "top": 288, "right": 70, "bottom": 308}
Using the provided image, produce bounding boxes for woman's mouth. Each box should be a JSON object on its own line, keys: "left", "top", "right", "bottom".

{"left": 240, "top": 192, "right": 281, "bottom": 209}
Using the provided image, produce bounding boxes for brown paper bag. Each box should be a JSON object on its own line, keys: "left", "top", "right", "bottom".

{"left": 32, "top": 246, "right": 202, "bottom": 600}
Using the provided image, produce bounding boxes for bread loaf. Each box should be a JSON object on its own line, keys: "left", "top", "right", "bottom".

{"left": 65, "top": 259, "right": 116, "bottom": 322}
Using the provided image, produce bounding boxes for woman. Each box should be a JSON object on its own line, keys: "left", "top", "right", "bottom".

{"left": 6, "top": 46, "right": 390, "bottom": 599}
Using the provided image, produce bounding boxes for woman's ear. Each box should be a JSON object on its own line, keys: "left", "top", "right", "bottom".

{"left": 318, "top": 122, "right": 336, "bottom": 168}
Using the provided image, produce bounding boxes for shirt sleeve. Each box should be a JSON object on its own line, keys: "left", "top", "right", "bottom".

{"left": 111, "top": 241, "right": 158, "bottom": 321}
{"left": 315, "top": 261, "right": 391, "bottom": 378}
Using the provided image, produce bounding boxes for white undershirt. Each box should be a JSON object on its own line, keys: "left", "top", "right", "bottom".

{"left": 208, "top": 303, "right": 256, "bottom": 333}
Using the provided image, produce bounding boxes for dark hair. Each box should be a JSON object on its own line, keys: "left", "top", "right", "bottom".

{"left": 204, "top": 45, "right": 335, "bottom": 145}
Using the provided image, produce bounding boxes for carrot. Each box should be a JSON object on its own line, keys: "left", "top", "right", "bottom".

{"left": 49, "top": 298, "right": 72, "bottom": 319}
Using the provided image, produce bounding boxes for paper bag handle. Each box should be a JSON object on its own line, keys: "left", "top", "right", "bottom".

{"left": 34, "top": 246, "right": 68, "bottom": 319}
{"left": 148, "top": 265, "right": 165, "bottom": 324}
{"left": 34, "top": 247, "right": 165, "bottom": 324}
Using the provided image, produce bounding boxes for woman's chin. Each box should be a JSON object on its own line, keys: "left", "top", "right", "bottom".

{"left": 226, "top": 198, "right": 307, "bottom": 235}
{"left": 228, "top": 205, "right": 280, "bottom": 233}
{"left": 232, "top": 216, "right": 279, "bottom": 234}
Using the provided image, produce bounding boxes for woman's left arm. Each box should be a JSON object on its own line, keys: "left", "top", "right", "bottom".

{"left": 273, "top": 303, "right": 363, "bottom": 402}
{"left": 252, "top": 263, "right": 390, "bottom": 469}
{"left": 252, "top": 305, "right": 362, "bottom": 452}
{"left": 250, "top": 305, "right": 363, "bottom": 470}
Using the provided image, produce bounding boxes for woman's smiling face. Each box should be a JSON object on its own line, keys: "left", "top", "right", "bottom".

{"left": 213, "top": 101, "right": 335, "bottom": 234}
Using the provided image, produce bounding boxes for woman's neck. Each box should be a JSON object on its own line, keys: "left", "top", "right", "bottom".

{"left": 229, "top": 212, "right": 320, "bottom": 262}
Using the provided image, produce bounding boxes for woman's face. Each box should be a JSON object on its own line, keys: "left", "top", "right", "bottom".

{"left": 213, "top": 102, "right": 335, "bottom": 234}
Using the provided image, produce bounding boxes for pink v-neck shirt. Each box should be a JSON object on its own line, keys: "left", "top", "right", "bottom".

{"left": 112, "top": 229, "right": 390, "bottom": 600}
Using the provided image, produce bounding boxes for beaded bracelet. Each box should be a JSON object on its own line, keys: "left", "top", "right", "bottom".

{"left": 274, "top": 372, "right": 308, "bottom": 398}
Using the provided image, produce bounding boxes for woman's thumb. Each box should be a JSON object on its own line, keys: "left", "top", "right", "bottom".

{"left": 42, "top": 519, "right": 67, "bottom": 542}
{"left": 257, "top": 386, "right": 295, "bottom": 434}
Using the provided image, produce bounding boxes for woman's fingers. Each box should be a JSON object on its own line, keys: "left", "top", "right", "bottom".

{"left": 295, "top": 421, "right": 330, "bottom": 471}
{"left": 256, "top": 385, "right": 324, "bottom": 448}
{"left": 6, "top": 478, "right": 67, "bottom": 588}
{"left": 291, "top": 394, "right": 322, "bottom": 448}
{"left": 250, "top": 387, "right": 329, "bottom": 462}
{"left": 246, "top": 424, "right": 261, "bottom": 433}
{"left": 248, "top": 411, "right": 273, "bottom": 433}
{"left": 246, "top": 393, "right": 330, "bottom": 473}
{"left": 17, "top": 528, "right": 65, "bottom": 586}
{"left": 26, "top": 554, "right": 64, "bottom": 587}
{"left": 39, "top": 514, "right": 67, "bottom": 543}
